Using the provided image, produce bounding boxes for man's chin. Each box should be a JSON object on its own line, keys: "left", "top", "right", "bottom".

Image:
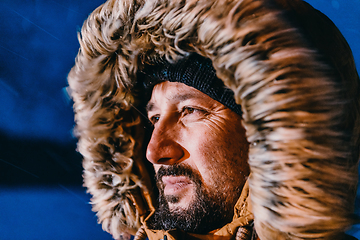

{"left": 148, "top": 164, "right": 234, "bottom": 233}
{"left": 147, "top": 190, "right": 232, "bottom": 234}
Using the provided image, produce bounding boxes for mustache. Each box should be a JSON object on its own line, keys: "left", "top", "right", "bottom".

{"left": 156, "top": 164, "right": 202, "bottom": 186}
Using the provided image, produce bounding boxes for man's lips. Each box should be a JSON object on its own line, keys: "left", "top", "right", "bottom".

{"left": 162, "top": 176, "right": 192, "bottom": 195}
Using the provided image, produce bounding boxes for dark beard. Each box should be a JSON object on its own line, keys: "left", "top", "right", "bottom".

{"left": 146, "top": 164, "right": 234, "bottom": 234}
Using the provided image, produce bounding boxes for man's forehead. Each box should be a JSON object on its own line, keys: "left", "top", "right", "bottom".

{"left": 146, "top": 82, "right": 211, "bottom": 112}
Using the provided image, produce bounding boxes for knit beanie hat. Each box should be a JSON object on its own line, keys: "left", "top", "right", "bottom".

{"left": 139, "top": 54, "right": 242, "bottom": 116}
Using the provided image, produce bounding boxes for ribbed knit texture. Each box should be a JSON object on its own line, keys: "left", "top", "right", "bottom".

{"left": 140, "top": 54, "right": 242, "bottom": 116}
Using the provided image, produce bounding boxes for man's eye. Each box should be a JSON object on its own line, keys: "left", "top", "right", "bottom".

{"left": 181, "top": 106, "right": 205, "bottom": 116}
{"left": 149, "top": 115, "right": 160, "bottom": 125}
{"left": 182, "top": 107, "right": 196, "bottom": 114}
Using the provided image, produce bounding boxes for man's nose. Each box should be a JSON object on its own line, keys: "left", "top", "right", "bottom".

{"left": 146, "top": 121, "right": 184, "bottom": 165}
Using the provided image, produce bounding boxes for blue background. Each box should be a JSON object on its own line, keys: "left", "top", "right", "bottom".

{"left": 0, "top": 0, "right": 359, "bottom": 239}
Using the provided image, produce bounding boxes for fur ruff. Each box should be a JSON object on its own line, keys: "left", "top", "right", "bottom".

{"left": 68, "top": 0, "right": 360, "bottom": 239}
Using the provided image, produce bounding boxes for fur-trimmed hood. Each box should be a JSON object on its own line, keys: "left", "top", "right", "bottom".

{"left": 68, "top": 0, "right": 360, "bottom": 239}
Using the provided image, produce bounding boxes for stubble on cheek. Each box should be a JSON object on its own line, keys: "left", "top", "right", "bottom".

{"left": 200, "top": 138, "right": 247, "bottom": 211}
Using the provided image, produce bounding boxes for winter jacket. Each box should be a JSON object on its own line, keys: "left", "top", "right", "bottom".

{"left": 68, "top": 0, "right": 360, "bottom": 239}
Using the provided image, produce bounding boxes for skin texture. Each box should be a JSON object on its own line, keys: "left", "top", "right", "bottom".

{"left": 146, "top": 81, "right": 250, "bottom": 233}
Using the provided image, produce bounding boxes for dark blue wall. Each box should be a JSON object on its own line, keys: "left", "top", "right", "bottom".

{"left": 0, "top": 0, "right": 359, "bottom": 239}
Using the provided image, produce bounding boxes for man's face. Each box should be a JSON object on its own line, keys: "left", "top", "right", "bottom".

{"left": 146, "top": 81, "right": 249, "bottom": 233}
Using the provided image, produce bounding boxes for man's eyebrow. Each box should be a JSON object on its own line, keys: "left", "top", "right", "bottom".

{"left": 146, "top": 102, "right": 155, "bottom": 113}
{"left": 170, "top": 92, "right": 198, "bottom": 102}
{"left": 146, "top": 92, "right": 202, "bottom": 113}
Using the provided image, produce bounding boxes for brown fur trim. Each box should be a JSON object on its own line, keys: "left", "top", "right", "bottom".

{"left": 68, "top": 0, "right": 360, "bottom": 239}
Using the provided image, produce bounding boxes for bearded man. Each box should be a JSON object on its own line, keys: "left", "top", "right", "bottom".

{"left": 68, "top": 0, "right": 360, "bottom": 239}
{"left": 141, "top": 54, "right": 251, "bottom": 235}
